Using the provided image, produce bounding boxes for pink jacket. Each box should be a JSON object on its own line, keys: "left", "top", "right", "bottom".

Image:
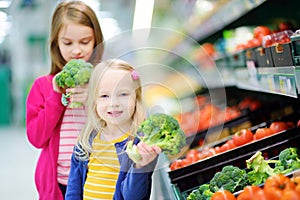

{"left": 26, "top": 75, "right": 66, "bottom": 200}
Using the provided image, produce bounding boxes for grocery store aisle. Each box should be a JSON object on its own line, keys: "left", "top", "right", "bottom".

{"left": 0, "top": 126, "right": 39, "bottom": 200}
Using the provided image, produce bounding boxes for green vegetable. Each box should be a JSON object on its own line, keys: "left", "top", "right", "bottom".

{"left": 247, "top": 148, "right": 300, "bottom": 185}
{"left": 246, "top": 151, "right": 278, "bottom": 185}
{"left": 209, "top": 165, "right": 248, "bottom": 193}
{"left": 125, "top": 113, "right": 186, "bottom": 163}
{"left": 274, "top": 147, "right": 300, "bottom": 174}
{"left": 187, "top": 184, "right": 213, "bottom": 200}
{"left": 55, "top": 59, "right": 93, "bottom": 108}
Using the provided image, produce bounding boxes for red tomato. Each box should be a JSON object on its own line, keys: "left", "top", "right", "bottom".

{"left": 170, "top": 160, "right": 183, "bottom": 170}
{"left": 254, "top": 128, "right": 273, "bottom": 140}
{"left": 220, "top": 139, "right": 236, "bottom": 152}
{"left": 211, "top": 190, "right": 236, "bottom": 200}
{"left": 297, "top": 120, "right": 300, "bottom": 127}
{"left": 186, "top": 149, "right": 200, "bottom": 163}
{"left": 252, "top": 188, "right": 268, "bottom": 200}
{"left": 181, "top": 157, "right": 193, "bottom": 167}
{"left": 232, "top": 129, "right": 254, "bottom": 147}
{"left": 264, "top": 174, "right": 296, "bottom": 200}
{"left": 269, "top": 121, "right": 289, "bottom": 134}
{"left": 281, "top": 189, "right": 300, "bottom": 200}
{"left": 237, "top": 185, "right": 261, "bottom": 200}
{"left": 253, "top": 26, "right": 272, "bottom": 40}
{"left": 247, "top": 38, "right": 261, "bottom": 47}
{"left": 249, "top": 100, "right": 262, "bottom": 111}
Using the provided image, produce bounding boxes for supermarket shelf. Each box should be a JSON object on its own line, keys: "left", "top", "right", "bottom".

{"left": 189, "top": 0, "right": 267, "bottom": 42}
{"left": 235, "top": 66, "right": 298, "bottom": 98}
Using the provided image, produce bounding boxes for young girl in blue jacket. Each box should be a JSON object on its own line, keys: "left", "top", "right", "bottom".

{"left": 65, "top": 59, "right": 161, "bottom": 200}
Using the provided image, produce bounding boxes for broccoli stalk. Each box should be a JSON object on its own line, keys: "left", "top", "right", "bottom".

{"left": 125, "top": 140, "right": 141, "bottom": 163}
{"left": 55, "top": 59, "right": 93, "bottom": 108}
{"left": 125, "top": 113, "right": 186, "bottom": 163}
{"left": 246, "top": 151, "right": 278, "bottom": 185}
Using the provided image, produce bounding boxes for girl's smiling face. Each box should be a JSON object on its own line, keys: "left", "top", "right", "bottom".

{"left": 58, "top": 21, "right": 95, "bottom": 62}
{"left": 96, "top": 68, "right": 137, "bottom": 130}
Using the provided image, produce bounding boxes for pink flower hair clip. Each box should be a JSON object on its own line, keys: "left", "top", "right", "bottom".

{"left": 131, "top": 70, "right": 140, "bottom": 80}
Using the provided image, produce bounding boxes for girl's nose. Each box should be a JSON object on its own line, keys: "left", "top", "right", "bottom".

{"left": 110, "top": 97, "right": 120, "bottom": 107}
{"left": 72, "top": 45, "right": 82, "bottom": 56}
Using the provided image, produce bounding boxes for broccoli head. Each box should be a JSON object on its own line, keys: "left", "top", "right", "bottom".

{"left": 126, "top": 113, "right": 186, "bottom": 163}
{"left": 274, "top": 147, "right": 300, "bottom": 174}
{"left": 187, "top": 184, "right": 213, "bottom": 200}
{"left": 209, "top": 165, "right": 248, "bottom": 193}
{"left": 55, "top": 59, "right": 93, "bottom": 108}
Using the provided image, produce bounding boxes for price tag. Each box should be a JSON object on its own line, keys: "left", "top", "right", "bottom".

{"left": 267, "top": 75, "right": 275, "bottom": 91}
{"left": 279, "top": 76, "right": 291, "bottom": 94}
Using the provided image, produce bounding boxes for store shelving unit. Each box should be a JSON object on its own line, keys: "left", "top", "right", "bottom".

{"left": 160, "top": 0, "right": 300, "bottom": 199}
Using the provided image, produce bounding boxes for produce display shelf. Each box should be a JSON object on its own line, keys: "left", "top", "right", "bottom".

{"left": 186, "top": 105, "right": 270, "bottom": 149}
{"left": 169, "top": 112, "right": 300, "bottom": 197}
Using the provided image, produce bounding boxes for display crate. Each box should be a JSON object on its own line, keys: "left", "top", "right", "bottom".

{"left": 255, "top": 47, "right": 274, "bottom": 67}
{"left": 245, "top": 47, "right": 258, "bottom": 68}
{"left": 270, "top": 43, "right": 294, "bottom": 67}
{"left": 227, "top": 50, "right": 246, "bottom": 68}
{"left": 169, "top": 112, "right": 300, "bottom": 199}
{"left": 290, "top": 33, "right": 300, "bottom": 66}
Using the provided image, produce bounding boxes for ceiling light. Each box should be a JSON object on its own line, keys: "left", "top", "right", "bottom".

{"left": 0, "top": 0, "right": 11, "bottom": 8}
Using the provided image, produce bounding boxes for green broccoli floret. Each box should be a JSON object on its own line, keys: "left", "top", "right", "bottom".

{"left": 186, "top": 189, "right": 201, "bottom": 200}
{"left": 246, "top": 151, "right": 278, "bottom": 185}
{"left": 274, "top": 147, "right": 300, "bottom": 174}
{"left": 209, "top": 165, "right": 248, "bottom": 193}
{"left": 125, "top": 113, "right": 186, "bottom": 163}
{"left": 55, "top": 59, "right": 93, "bottom": 108}
{"left": 187, "top": 184, "right": 213, "bottom": 200}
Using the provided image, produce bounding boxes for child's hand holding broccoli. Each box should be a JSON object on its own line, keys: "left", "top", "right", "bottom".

{"left": 126, "top": 113, "right": 186, "bottom": 163}
{"left": 55, "top": 59, "right": 93, "bottom": 108}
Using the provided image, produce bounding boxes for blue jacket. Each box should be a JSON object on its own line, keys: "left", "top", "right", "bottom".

{"left": 65, "top": 135, "right": 157, "bottom": 200}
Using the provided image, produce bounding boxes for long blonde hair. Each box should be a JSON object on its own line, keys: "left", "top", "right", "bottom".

{"left": 76, "top": 59, "right": 145, "bottom": 160}
{"left": 49, "top": 1, "right": 104, "bottom": 75}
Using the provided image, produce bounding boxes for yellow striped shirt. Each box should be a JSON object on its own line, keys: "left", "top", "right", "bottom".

{"left": 83, "top": 133, "right": 128, "bottom": 200}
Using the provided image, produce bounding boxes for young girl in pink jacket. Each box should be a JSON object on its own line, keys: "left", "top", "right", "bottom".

{"left": 25, "top": 1, "right": 104, "bottom": 199}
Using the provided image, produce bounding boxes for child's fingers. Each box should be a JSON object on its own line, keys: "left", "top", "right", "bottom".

{"left": 152, "top": 146, "right": 162, "bottom": 154}
{"left": 137, "top": 142, "right": 160, "bottom": 155}
{"left": 66, "top": 84, "right": 88, "bottom": 94}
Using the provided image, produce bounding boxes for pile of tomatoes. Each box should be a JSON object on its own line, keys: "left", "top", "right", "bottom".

{"left": 211, "top": 174, "right": 300, "bottom": 200}
{"left": 170, "top": 120, "right": 296, "bottom": 171}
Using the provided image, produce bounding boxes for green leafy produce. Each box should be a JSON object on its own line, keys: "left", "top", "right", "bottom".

{"left": 125, "top": 113, "right": 186, "bottom": 163}
{"left": 187, "top": 184, "right": 213, "bottom": 200}
{"left": 274, "top": 147, "right": 300, "bottom": 174}
{"left": 246, "top": 151, "right": 277, "bottom": 186}
{"left": 55, "top": 59, "right": 93, "bottom": 108}
{"left": 247, "top": 148, "right": 300, "bottom": 185}
{"left": 209, "top": 165, "right": 248, "bottom": 193}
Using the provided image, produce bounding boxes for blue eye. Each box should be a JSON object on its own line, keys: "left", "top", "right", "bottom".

{"left": 120, "top": 93, "right": 129, "bottom": 97}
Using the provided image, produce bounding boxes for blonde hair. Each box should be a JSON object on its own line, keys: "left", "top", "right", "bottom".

{"left": 76, "top": 59, "right": 145, "bottom": 160}
{"left": 49, "top": 1, "right": 104, "bottom": 75}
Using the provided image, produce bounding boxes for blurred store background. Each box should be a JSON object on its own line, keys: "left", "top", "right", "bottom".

{"left": 0, "top": 0, "right": 213, "bottom": 199}
{"left": 3, "top": 0, "right": 299, "bottom": 199}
